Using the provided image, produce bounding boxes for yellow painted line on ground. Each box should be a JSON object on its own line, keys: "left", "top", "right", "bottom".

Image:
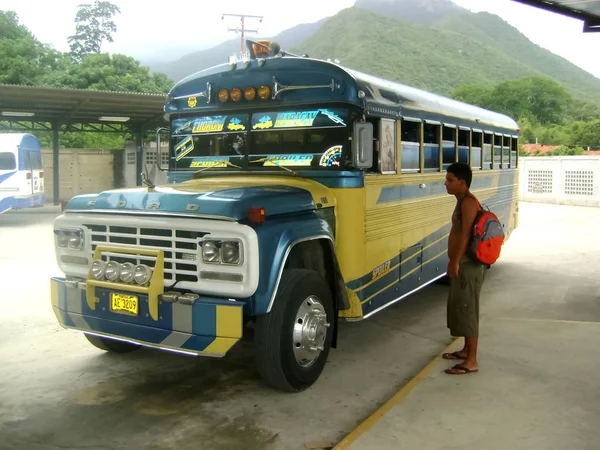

{"left": 332, "top": 337, "right": 462, "bottom": 450}
{"left": 494, "top": 317, "right": 600, "bottom": 325}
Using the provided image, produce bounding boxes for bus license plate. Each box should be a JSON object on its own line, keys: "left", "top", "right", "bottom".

{"left": 110, "top": 293, "right": 139, "bottom": 316}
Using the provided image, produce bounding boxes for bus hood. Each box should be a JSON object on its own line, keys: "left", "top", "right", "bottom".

{"left": 64, "top": 175, "right": 336, "bottom": 221}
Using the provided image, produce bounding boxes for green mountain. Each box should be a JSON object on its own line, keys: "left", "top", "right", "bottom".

{"left": 148, "top": 0, "right": 600, "bottom": 108}
{"left": 355, "top": 0, "right": 467, "bottom": 23}
{"left": 290, "top": 6, "right": 600, "bottom": 107}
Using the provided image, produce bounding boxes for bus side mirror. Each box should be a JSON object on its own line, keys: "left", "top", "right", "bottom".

{"left": 155, "top": 128, "right": 168, "bottom": 172}
{"left": 352, "top": 121, "right": 373, "bottom": 169}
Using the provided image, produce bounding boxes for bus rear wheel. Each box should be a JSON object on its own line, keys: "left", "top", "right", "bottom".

{"left": 254, "top": 269, "right": 334, "bottom": 392}
{"left": 84, "top": 334, "right": 140, "bottom": 353}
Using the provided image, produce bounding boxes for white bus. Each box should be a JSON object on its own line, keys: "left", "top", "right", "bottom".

{"left": 0, "top": 133, "right": 45, "bottom": 214}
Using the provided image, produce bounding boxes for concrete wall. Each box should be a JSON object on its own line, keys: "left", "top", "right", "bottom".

{"left": 519, "top": 156, "right": 599, "bottom": 207}
{"left": 42, "top": 148, "right": 116, "bottom": 203}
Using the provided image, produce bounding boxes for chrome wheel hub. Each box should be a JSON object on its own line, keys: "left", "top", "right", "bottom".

{"left": 293, "top": 295, "right": 330, "bottom": 367}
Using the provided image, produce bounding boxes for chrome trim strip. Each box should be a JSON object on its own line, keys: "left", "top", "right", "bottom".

{"left": 362, "top": 273, "right": 447, "bottom": 320}
{"left": 69, "top": 329, "right": 225, "bottom": 358}
{"left": 266, "top": 235, "right": 335, "bottom": 313}
{"left": 65, "top": 209, "right": 236, "bottom": 222}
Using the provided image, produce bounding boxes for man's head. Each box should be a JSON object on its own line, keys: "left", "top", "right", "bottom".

{"left": 445, "top": 162, "right": 472, "bottom": 195}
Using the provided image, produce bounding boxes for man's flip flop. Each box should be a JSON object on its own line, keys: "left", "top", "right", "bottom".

{"left": 442, "top": 351, "right": 466, "bottom": 360}
{"left": 445, "top": 364, "right": 478, "bottom": 375}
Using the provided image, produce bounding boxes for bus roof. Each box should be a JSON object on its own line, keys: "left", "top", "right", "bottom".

{"left": 166, "top": 56, "right": 519, "bottom": 135}
{"left": 0, "top": 133, "right": 41, "bottom": 152}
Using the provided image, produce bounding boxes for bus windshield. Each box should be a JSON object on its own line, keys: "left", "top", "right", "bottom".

{"left": 170, "top": 107, "right": 352, "bottom": 171}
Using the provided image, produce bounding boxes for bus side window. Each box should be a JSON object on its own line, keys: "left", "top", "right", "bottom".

{"left": 494, "top": 134, "right": 502, "bottom": 169}
{"left": 483, "top": 133, "right": 493, "bottom": 169}
{"left": 472, "top": 132, "right": 483, "bottom": 170}
{"left": 0, "top": 152, "right": 16, "bottom": 170}
{"left": 511, "top": 137, "right": 518, "bottom": 168}
{"left": 423, "top": 123, "right": 440, "bottom": 172}
{"left": 503, "top": 136, "right": 510, "bottom": 168}
{"left": 458, "top": 129, "right": 470, "bottom": 164}
{"left": 401, "top": 120, "right": 420, "bottom": 173}
{"left": 442, "top": 125, "right": 455, "bottom": 169}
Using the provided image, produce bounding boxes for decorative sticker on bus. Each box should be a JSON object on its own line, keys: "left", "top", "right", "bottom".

{"left": 175, "top": 136, "right": 194, "bottom": 161}
{"left": 372, "top": 259, "right": 392, "bottom": 281}
{"left": 227, "top": 118, "right": 246, "bottom": 131}
{"left": 190, "top": 156, "right": 231, "bottom": 168}
{"left": 319, "top": 145, "right": 342, "bottom": 167}
{"left": 187, "top": 96, "right": 197, "bottom": 108}
{"left": 251, "top": 108, "right": 348, "bottom": 130}
{"left": 253, "top": 116, "right": 274, "bottom": 130}
{"left": 192, "top": 117, "right": 227, "bottom": 134}
{"left": 250, "top": 154, "right": 314, "bottom": 167}
{"left": 172, "top": 115, "right": 248, "bottom": 136}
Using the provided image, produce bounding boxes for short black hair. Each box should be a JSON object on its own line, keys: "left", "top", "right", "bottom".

{"left": 447, "top": 162, "right": 472, "bottom": 188}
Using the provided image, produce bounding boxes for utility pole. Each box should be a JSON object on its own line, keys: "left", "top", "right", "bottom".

{"left": 222, "top": 13, "right": 263, "bottom": 54}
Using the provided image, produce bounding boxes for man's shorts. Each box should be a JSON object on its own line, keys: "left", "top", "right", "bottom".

{"left": 447, "top": 258, "right": 485, "bottom": 337}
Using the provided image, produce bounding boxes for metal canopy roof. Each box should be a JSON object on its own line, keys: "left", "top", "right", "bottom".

{"left": 0, "top": 84, "right": 167, "bottom": 131}
{"left": 513, "top": 0, "right": 600, "bottom": 32}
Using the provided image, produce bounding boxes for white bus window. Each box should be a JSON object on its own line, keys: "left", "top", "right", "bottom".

{"left": 458, "top": 129, "right": 470, "bottom": 164}
{"left": 423, "top": 123, "right": 440, "bottom": 172}
{"left": 0, "top": 152, "right": 16, "bottom": 170}
{"left": 471, "top": 132, "right": 483, "bottom": 170}
{"left": 401, "top": 121, "right": 421, "bottom": 173}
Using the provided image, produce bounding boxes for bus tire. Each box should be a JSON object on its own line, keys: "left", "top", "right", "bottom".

{"left": 84, "top": 334, "right": 140, "bottom": 353}
{"left": 254, "top": 269, "right": 334, "bottom": 392}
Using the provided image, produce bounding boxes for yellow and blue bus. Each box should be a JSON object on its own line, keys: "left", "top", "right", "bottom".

{"left": 50, "top": 41, "right": 519, "bottom": 392}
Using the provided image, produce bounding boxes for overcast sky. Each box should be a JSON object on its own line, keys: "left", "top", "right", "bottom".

{"left": 1, "top": 0, "right": 599, "bottom": 78}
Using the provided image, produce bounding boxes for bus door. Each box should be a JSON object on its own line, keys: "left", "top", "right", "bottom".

{"left": 20, "top": 148, "right": 44, "bottom": 197}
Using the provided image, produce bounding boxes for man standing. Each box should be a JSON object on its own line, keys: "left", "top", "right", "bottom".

{"left": 442, "top": 162, "right": 485, "bottom": 375}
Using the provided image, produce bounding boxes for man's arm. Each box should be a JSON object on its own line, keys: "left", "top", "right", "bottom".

{"left": 447, "top": 196, "right": 478, "bottom": 277}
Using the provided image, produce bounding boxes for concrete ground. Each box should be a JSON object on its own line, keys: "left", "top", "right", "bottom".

{"left": 0, "top": 202, "right": 598, "bottom": 450}
{"left": 339, "top": 202, "right": 600, "bottom": 450}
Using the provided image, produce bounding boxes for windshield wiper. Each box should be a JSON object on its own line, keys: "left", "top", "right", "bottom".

{"left": 193, "top": 160, "right": 241, "bottom": 175}
{"left": 248, "top": 158, "right": 297, "bottom": 175}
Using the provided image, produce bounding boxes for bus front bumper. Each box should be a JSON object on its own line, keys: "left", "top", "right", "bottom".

{"left": 50, "top": 277, "right": 245, "bottom": 357}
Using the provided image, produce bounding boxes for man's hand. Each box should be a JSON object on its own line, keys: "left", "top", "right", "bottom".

{"left": 447, "top": 260, "right": 460, "bottom": 278}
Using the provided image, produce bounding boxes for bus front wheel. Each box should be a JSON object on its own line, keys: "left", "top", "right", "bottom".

{"left": 254, "top": 269, "right": 334, "bottom": 392}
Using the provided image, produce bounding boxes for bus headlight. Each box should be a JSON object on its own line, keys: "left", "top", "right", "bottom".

{"left": 91, "top": 260, "right": 106, "bottom": 280}
{"left": 202, "top": 241, "right": 220, "bottom": 263}
{"left": 55, "top": 228, "right": 84, "bottom": 250}
{"left": 105, "top": 261, "right": 121, "bottom": 282}
{"left": 222, "top": 241, "right": 241, "bottom": 265}
{"left": 119, "top": 262, "right": 136, "bottom": 283}
{"left": 134, "top": 264, "right": 153, "bottom": 285}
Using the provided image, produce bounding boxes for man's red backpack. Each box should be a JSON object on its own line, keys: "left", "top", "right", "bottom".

{"left": 468, "top": 200, "right": 505, "bottom": 265}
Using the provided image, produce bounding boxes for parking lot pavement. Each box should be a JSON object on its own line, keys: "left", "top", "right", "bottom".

{"left": 2, "top": 202, "right": 597, "bottom": 450}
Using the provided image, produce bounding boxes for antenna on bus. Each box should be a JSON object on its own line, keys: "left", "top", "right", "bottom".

{"left": 222, "top": 13, "right": 263, "bottom": 55}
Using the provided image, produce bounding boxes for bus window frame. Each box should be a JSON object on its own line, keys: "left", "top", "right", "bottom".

{"left": 471, "top": 129, "right": 483, "bottom": 171}
{"left": 399, "top": 117, "right": 422, "bottom": 174}
{"left": 423, "top": 119, "right": 441, "bottom": 173}
{"left": 458, "top": 126, "right": 471, "bottom": 166}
